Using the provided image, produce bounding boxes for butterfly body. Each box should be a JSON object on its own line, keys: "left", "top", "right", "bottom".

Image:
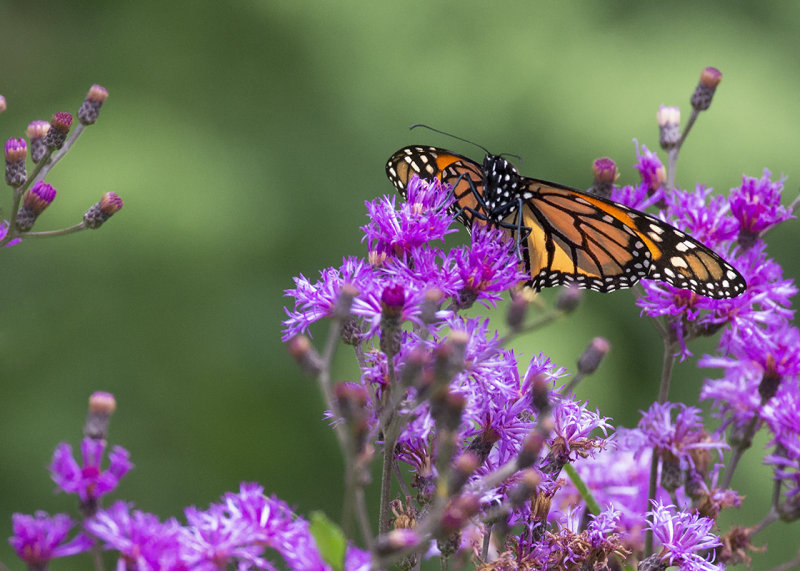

{"left": 386, "top": 145, "right": 746, "bottom": 299}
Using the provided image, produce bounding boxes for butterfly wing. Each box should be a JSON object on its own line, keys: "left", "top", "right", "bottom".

{"left": 514, "top": 178, "right": 746, "bottom": 298}
{"left": 386, "top": 146, "right": 486, "bottom": 227}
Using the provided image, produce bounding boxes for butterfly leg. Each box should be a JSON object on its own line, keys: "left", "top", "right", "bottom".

{"left": 447, "top": 172, "right": 492, "bottom": 227}
{"left": 488, "top": 197, "right": 531, "bottom": 261}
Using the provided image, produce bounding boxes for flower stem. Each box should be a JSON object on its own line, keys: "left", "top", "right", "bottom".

{"left": 17, "top": 222, "right": 87, "bottom": 239}
{"left": 645, "top": 334, "right": 677, "bottom": 557}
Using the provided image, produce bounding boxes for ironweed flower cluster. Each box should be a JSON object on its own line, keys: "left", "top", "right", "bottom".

{"left": 0, "top": 85, "right": 123, "bottom": 248}
{"left": 9, "top": 69, "right": 800, "bottom": 570}
{"left": 280, "top": 68, "right": 799, "bottom": 570}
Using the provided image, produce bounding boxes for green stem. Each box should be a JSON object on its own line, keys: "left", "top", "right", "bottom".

{"left": 16, "top": 222, "right": 87, "bottom": 239}
{"left": 563, "top": 462, "right": 601, "bottom": 515}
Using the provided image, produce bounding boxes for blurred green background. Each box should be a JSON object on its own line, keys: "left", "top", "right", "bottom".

{"left": 1, "top": 1, "right": 798, "bottom": 569}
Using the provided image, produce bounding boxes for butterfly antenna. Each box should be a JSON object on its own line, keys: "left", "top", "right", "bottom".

{"left": 499, "top": 152, "right": 523, "bottom": 164}
{"left": 409, "top": 124, "right": 492, "bottom": 156}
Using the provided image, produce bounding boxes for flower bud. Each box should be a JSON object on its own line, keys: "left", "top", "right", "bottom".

{"left": 433, "top": 330, "right": 468, "bottom": 387}
{"left": 466, "top": 427, "right": 499, "bottom": 463}
{"left": 508, "top": 469, "right": 541, "bottom": 506}
{"left": 430, "top": 390, "right": 466, "bottom": 433}
{"left": 517, "top": 430, "right": 545, "bottom": 468}
{"left": 556, "top": 283, "right": 583, "bottom": 313}
{"left": 83, "top": 192, "right": 124, "bottom": 229}
{"left": 658, "top": 105, "right": 681, "bottom": 151}
{"left": 43, "top": 112, "right": 73, "bottom": 150}
{"left": 758, "top": 354, "right": 781, "bottom": 403}
{"left": 16, "top": 181, "right": 56, "bottom": 231}
{"left": 0, "top": 95, "right": 6, "bottom": 113}
{"left": 530, "top": 373, "right": 551, "bottom": 415}
{"left": 590, "top": 157, "right": 618, "bottom": 199}
{"left": 84, "top": 391, "right": 117, "bottom": 440}
{"left": 439, "top": 495, "right": 480, "bottom": 534}
{"left": 691, "top": 67, "right": 722, "bottom": 111}
{"left": 419, "top": 287, "right": 443, "bottom": 326}
{"left": 374, "top": 529, "right": 419, "bottom": 557}
{"left": 26, "top": 121, "right": 51, "bottom": 163}
{"left": 286, "top": 335, "right": 323, "bottom": 376}
{"left": 5, "top": 138, "right": 27, "bottom": 186}
{"left": 577, "top": 337, "right": 610, "bottom": 376}
{"left": 506, "top": 292, "right": 529, "bottom": 332}
{"left": 78, "top": 85, "right": 109, "bottom": 125}
{"left": 380, "top": 284, "right": 404, "bottom": 357}
{"left": 448, "top": 452, "right": 480, "bottom": 494}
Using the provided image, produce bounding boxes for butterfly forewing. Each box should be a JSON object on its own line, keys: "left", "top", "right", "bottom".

{"left": 386, "top": 146, "right": 486, "bottom": 227}
{"left": 385, "top": 145, "right": 747, "bottom": 299}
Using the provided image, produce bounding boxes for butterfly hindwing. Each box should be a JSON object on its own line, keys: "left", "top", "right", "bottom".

{"left": 509, "top": 182, "right": 653, "bottom": 292}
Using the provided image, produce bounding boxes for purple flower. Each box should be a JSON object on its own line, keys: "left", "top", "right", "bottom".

{"left": 663, "top": 185, "right": 738, "bottom": 249}
{"left": 451, "top": 224, "right": 527, "bottom": 308}
{"left": 630, "top": 402, "right": 725, "bottom": 472}
{"left": 223, "top": 483, "right": 329, "bottom": 571}
{"left": 282, "top": 257, "right": 374, "bottom": 340}
{"left": 632, "top": 141, "right": 666, "bottom": 193}
{"left": 560, "top": 444, "right": 653, "bottom": 550}
{"left": 648, "top": 501, "right": 723, "bottom": 571}
{"left": 10, "top": 511, "right": 93, "bottom": 566}
{"left": 610, "top": 181, "right": 665, "bottom": 211}
{"left": 362, "top": 175, "right": 456, "bottom": 259}
{"left": 546, "top": 394, "right": 613, "bottom": 466}
{"left": 763, "top": 384, "right": 800, "bottom": 503}
{"left": 86, "top": 501, "right": 184, "bottom": 570}
{"left": 181, "top": 503, "right": 270, "bottom": 570}
{"left": 729, "top": 169, "right": 794, "bottom": 247}
{"left": 50, "top": 437, "right": 132, "bottom": 504}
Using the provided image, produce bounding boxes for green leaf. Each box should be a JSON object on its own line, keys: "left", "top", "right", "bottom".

{"left": 309, "top": 511, "right": 348, "bottom": 571}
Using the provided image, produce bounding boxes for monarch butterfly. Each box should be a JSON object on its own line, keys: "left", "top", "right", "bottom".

{"left": 385, "top": 145, "right": 746, "bottom": 299}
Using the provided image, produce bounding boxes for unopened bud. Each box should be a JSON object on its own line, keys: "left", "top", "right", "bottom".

{"left": 286, "top": 335, "right": 323, "bottom": 376}
{"left": 84, "top": 391, "right": 117, "bottom": 440}
{"left": 26, "top": 121, "right": 51, "bottom": 163}
{"left": 0, "top": 95, "right": 6, "bottom": 113}
{"left": 83, "top": 192, "right": 123, "bottom": 229}
{"left": 758, "top": 354, "right": 781, "bottom": 403}
{"left": 517, "top": 430, "right": 545, "bottom": 468}
{"left": 4, "top": 138, "right": 27, "bottom": 186}
{"left": 508, "top": 469, "right": 541, "bottom": 506}
{"left": 658, "top": 105, "right": 681, "bottom": 151}
{"left": 590, "top": 157, "right": 618, "bottom": 199}
{"left": 448, "top": 452, "right": 480, "bottom": 494}
{"left": 43, "top": 112, "right": 73, "bottom": 150}
{"left": 530, "top": 373, "right": 551, "bottom": 415}
{"left": 577, "top": 337, "right": 610, "bottom": 376}
{"left": 431, "top": 390, "right": 466, "bottom": 433}
{"left": 466, "top": 428, "right": 499, "bottom": 463}
{"left": 506, "top": 293, "right": 529, "bottom": 331}
{"left": 16, "top": 181, "right": 56, "bottom": 231}
{"left": 691, "top": 67, "right": 722, "bottom": 112}
{"left": 420, "top": 287, "right": 443, "bottom": 325}
{"left": 439, "top": 495, "right": 480, "bottom": 534}
{"left": 375, "top": 528, "right": 419, "bottom": 557}
{"left": 78, "top": 85, "right": 109, "bottom": 125}
{"left": 333, "top": 283, "right": 358, "bottom": 320}
{"left": 556, "top": 283, "right": 583, "bottom": 313}
{"left": 433, "top": 330, "right": 468, "bottom": 386}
